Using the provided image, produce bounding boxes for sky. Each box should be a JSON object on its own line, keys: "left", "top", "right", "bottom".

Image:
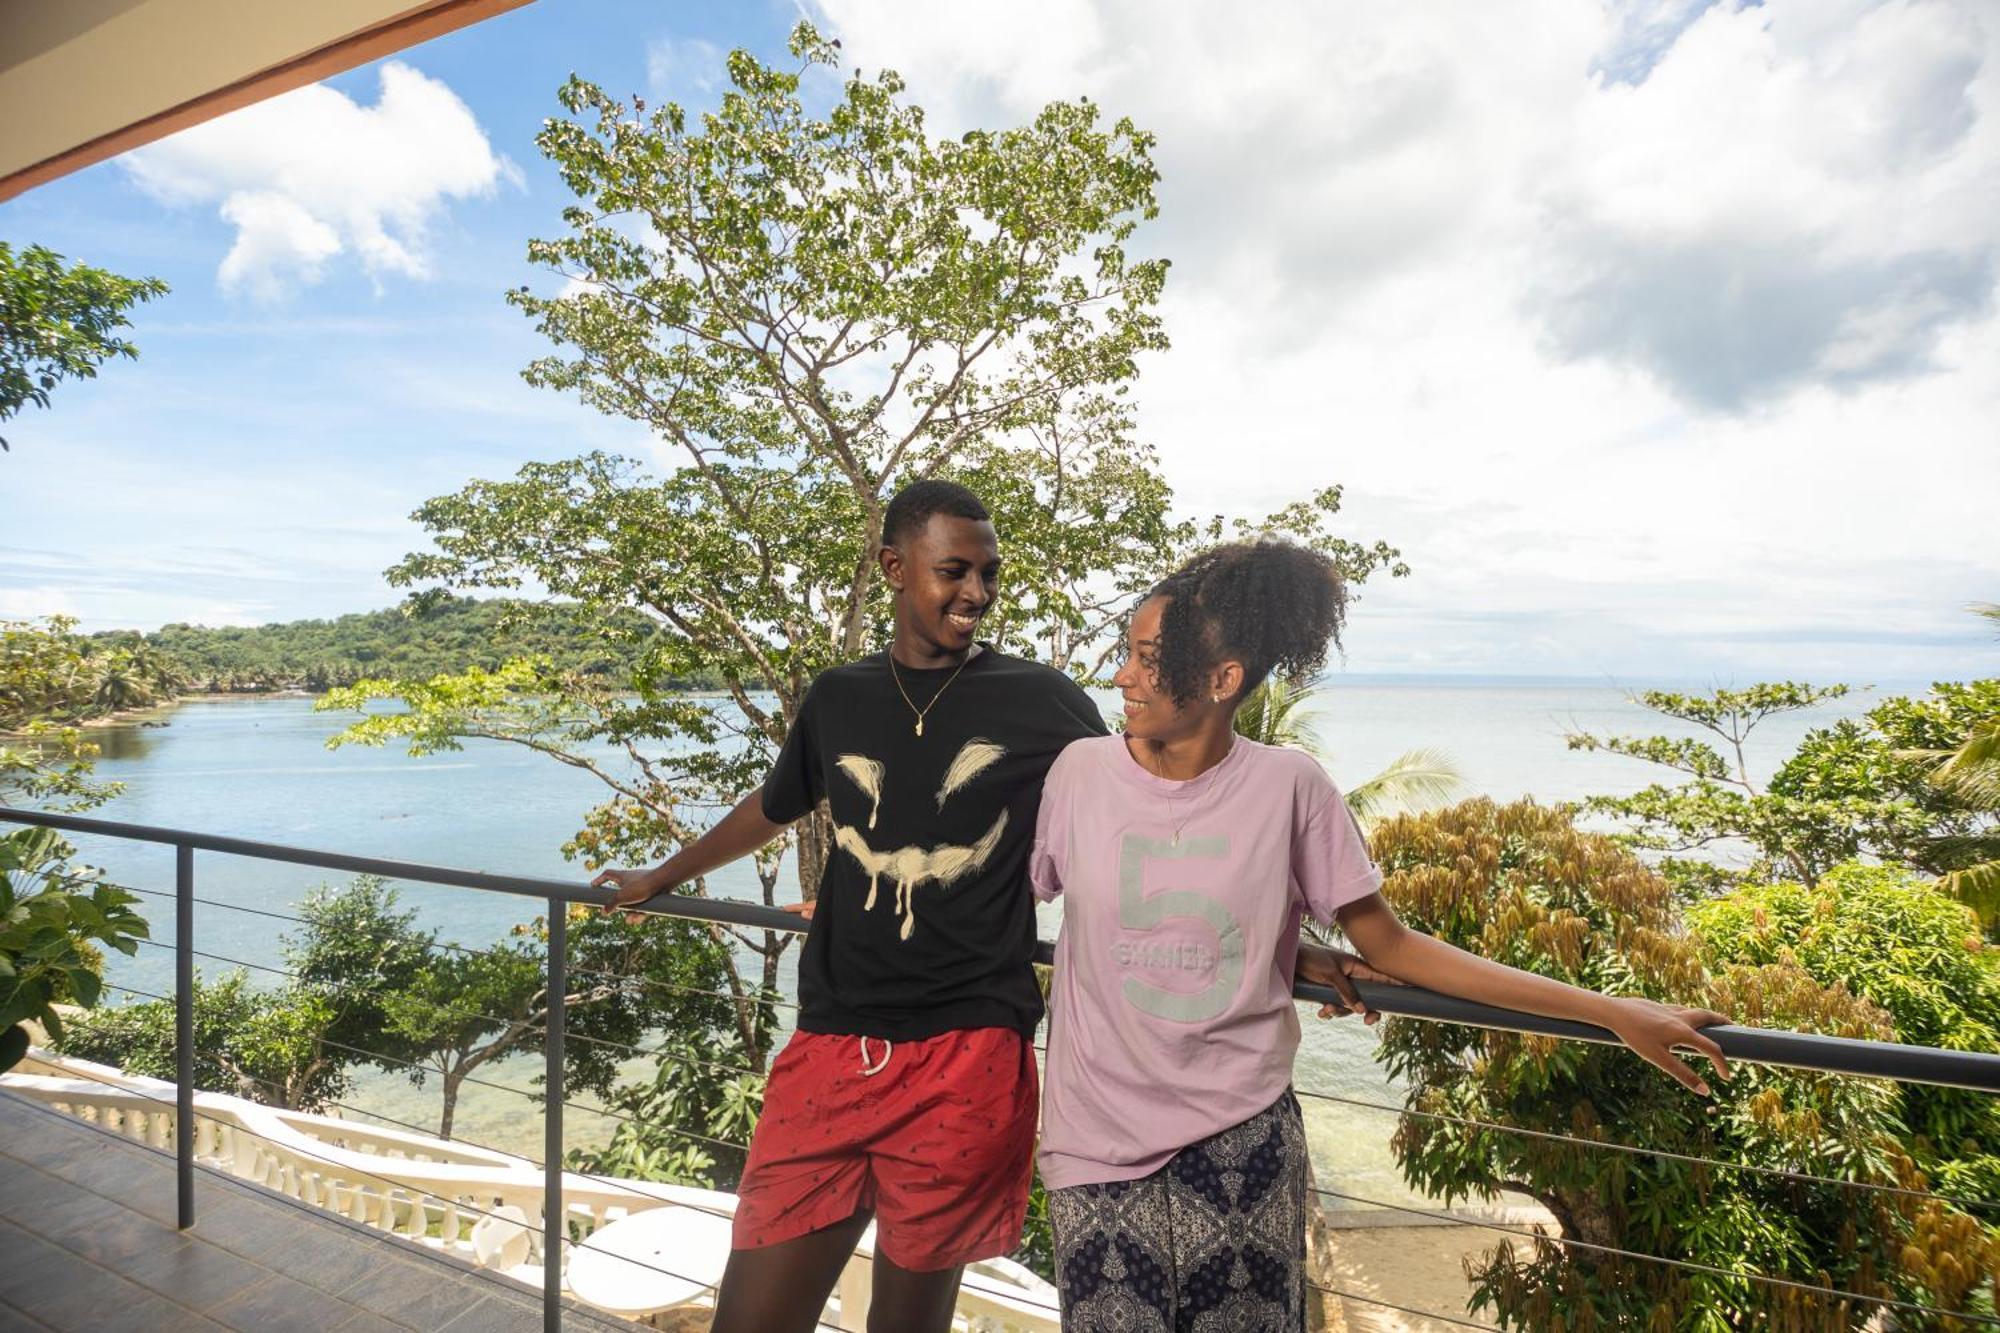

{"left": 2, "top": 0, "right": 1996, "bottom": 682}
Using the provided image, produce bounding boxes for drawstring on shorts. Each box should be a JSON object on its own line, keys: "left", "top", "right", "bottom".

{"left": 857, "top": 1036, "right": 893, "bottom": 1076}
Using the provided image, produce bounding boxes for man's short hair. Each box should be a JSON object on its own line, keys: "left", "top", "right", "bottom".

{"left": 882, "top": 480, "right": 990, "bottom": 548}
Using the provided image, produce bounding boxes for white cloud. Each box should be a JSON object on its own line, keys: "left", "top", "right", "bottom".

{"left": 0, "top": 587, "right": 83, "bottom": 619}
{"left": 1533, "top": 0, "right": 1995, "bottom": 408}
{"left": 122, "top": 62, "right": 518, "bottom": 300}
{"left": 807, "top": 0, "right": 2000, "bottom": 679}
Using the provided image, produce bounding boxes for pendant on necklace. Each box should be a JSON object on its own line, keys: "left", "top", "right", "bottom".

{"left": 914, "top": 718, "right": 924, "bottom": 737}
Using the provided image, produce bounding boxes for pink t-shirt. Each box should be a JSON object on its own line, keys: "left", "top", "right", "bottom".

{"left": 1030, "top": 733, "right": 1383, "bottom": 1190}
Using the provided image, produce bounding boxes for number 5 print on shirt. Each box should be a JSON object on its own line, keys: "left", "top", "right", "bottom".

{"left": 1117, "top": 833, "right": 1245, "bottom": 1023}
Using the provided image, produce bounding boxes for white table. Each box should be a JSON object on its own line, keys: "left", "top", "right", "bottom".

{"left": 566, "top": 1205, "right": 737, "bottom": 1317}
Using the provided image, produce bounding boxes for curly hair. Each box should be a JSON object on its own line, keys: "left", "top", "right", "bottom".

{"left": 1146, "top": 539, "right": 1347, "bottom": 707}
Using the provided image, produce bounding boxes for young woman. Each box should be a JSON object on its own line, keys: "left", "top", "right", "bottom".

{"left": 1029, "top": 538, "right": 1730, "bottom": 1332}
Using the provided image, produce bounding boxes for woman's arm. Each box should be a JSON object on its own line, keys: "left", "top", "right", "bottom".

{"left": 1304, "top": 893, "right": 1731, "bottom": 1096}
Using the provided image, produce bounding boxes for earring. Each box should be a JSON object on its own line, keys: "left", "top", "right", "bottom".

{"left": 1211, "top": 693, "right": 1221, "bottom": 703}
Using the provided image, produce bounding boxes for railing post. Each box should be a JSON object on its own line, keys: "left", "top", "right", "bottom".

{"left": 544, "top": 897, "right": 566, "bottom": 1333}
{"left": 175, "top": 842, "right": 194, "bottom": 1229}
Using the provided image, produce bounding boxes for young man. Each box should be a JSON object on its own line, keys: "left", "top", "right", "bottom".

{"left": 597, "top": 479, "right": 1106, "bottom": 1333}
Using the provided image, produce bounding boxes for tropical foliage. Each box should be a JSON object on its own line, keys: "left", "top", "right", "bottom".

{"left": 55, "top": 970, "right": 350, "bottom": 1110}
{"left": 1233, "top": 673, "right": 1463, "bottom": 826}
{"left": 140, "top": 595, "right": 705, "bottom": 694}
{"left": 1689, "top": 863, "right": 2000, "bottom": 1211}
{"left": 0, "top": 825, "right": 148, "bottom": 1074}
{"left": 55, "top": 877, "right": 749, "bottom": 1157}
{"left": 1371, "top": 798, "right": 1996, "bottom": 1330}
{"left": 1569, "top": 679, "right": 2000, "bottom": 908}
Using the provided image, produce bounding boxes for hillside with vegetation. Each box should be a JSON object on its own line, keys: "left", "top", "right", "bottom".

{"left": 100, "top": 596, "right": 720, "bottom": 695}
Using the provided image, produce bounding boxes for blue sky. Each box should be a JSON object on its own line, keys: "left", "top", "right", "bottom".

{"left": 3, "top": 0, "right": 1997, "bottom": 683}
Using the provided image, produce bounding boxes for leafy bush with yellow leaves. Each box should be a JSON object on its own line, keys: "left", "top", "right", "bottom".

{"left": 1370, "top": 799, "right": 1995, "bottom": 1331}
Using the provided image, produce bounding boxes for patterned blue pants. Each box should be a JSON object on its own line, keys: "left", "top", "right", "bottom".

{"left": 1048, "top": 1091, "right": 1308, "bottom": 1332}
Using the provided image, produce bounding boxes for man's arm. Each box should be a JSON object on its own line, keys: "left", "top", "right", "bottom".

{"left": 1306, "top": 893, "right": 1731, "bottom": 1096}
{"left": 594, "top": 788, "right": 789, "bottom": 918}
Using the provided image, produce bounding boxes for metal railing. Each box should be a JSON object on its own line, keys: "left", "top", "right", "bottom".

{"left": 5, "top": 803, "right": 1999, "bottom": 1332}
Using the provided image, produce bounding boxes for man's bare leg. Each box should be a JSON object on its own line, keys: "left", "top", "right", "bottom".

{"left": 867, "top": 1253, "right": 966, "bottom": 1333}
{"left": 710, "top": 1209, "right": 873, "bottom": 1333}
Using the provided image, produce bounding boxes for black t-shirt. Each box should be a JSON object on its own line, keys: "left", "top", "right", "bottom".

{"left": 761, "top": 645, "right": 1107, "bottom": 1040}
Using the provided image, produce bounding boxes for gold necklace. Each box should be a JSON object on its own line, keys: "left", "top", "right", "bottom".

{"left": 889, "top": 651, "right": 972, "bottom": 737}
{"left": 1138, "top": 740, "right": 1217, "bottom": 846}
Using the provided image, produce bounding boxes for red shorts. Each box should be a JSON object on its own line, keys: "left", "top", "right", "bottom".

{"left": 731, "top": 1027, "right": 1038, "bottom": 1272}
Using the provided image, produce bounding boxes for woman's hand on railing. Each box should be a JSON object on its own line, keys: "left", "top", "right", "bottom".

{"left": 782, "top": 900, "right": 817, "bottom": 923}
{"left": 593, "top": 867, "right": 669, "bottom": 924}
{"left": 1604, "top": 998, "right": 1732, "bottom": 1097}
{"left": 1297, "top": 944, "right": 1401, "bottom": 1025}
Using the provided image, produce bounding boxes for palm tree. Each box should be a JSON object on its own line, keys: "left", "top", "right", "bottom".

{"left": 91, "top": 652, "right": 154, "bottom": 712}
{"left": 1233, "top": 673, "right": 1329, "bottom": 758}
{"left": 1344, "top": 747, "right": 1467, "bottom": 828}
{"left": 1234, "top": 675, "right": 1465, "bottom": 829}
{"left": 1915, "top": 603, "right": 2000, "bottom": 927}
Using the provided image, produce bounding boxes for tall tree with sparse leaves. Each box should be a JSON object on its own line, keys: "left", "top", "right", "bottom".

{"left": 324, "top": 26, "right": 1404, "bottom": 1053}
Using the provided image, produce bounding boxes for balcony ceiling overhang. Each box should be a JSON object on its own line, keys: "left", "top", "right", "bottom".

{"left": 0, "top": 0, "right": 532, "bottom": 203}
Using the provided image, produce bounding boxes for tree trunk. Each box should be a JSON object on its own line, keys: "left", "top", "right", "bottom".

{"left": 439, "top": 1068, "right": 463, "bottom": 1140}
{"left": 797, "top": 806, "right": 831, "bottom": 901}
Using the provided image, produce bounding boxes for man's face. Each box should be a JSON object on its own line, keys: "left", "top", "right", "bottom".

{"left": 887, "top": 513, "right": 1000, "bottom": 655}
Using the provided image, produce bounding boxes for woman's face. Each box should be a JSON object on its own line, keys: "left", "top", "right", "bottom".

{"left": 1112, "top": 596, "right": 1193, "bottom": 741}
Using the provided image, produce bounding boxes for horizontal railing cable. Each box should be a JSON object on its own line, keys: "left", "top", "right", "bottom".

{"left": 1306, "top": 1281, "right": 1501, "bottom": 1331}
{"left": 16, "top": 803, "right": 1993, "bottom": 1095}
{"left": 129, "top": 939, "right": 775, "bottom": 1085}
{"left": 125, "top": 931, "right": 2000, "bottom": 1214}
{"left": 89, "top": 980, "right": 755, "bottom": 1160}
{"left": 117, "top": 881, "right": 803, "bottom": 1014}
{"left": 68, "top": 989, "right": 753, "bottom": 1189}
{"left": 25, "top": 803, "right": 2000, "bottom": 1093}
{"left": 1307, "top": 1181, "right": 2000, "bottom": 1327}
{"left": 1293, "top": 1086, "right": 2000, "bottom": 1213}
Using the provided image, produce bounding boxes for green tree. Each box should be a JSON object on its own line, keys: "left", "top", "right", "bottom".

{"left": 1370, "top": 798, "right": 1986, "bottom": 1330}
{"left": 1689, "top": 863, "right": 2000, "bottom": 1213}
{"left": 370, "top": 901, "right": 739, "bottom": 1141}
{"left": 0, "top": 242, "right": 167, "bottom": 452}
{"left": 1233, "top": 673, "right": 1462, "bottom": 825}
{"left": 1567, "top": 681, "right": 2000, "bottom": 898}
{"left": 89, "top": 648, "right": 155, "bottom": 712}
{"left": 1, "top": 616, "right": 125, "bottom": 809}
{"left": 322, "top": 26, "right": 1405, "bottom": 1063}
{"left": 0, "top": 826, "right": 149, "bottom": 1073}
{"left": 56, "top": 970, "right": 347, "bottom": 1110}
{"left": 1906, "top": 605, "right": 2000, "bottom": 925}
{"left": 566, "top": 1025, "right": 765, "bottom": 1190}
{"left": 284, "top": 876, "right": 438, "bottom": 1074}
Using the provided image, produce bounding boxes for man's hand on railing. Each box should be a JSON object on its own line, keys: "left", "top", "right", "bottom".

{"left": 782, "top": 900, "right": 816, "bottom": 923}
{"left": 1297, "top": 943, "right": 1401, "bottom": 1025}
{"left": 1604, "top": 998, "right": 1732, "bottom": 1097}
{"left": 592, "top": 867, "right": 670, "bottom": 924}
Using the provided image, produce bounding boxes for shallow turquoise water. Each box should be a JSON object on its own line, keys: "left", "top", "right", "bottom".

{"left": 49, "top": 680, "right": 1882, "bottom": 1207}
